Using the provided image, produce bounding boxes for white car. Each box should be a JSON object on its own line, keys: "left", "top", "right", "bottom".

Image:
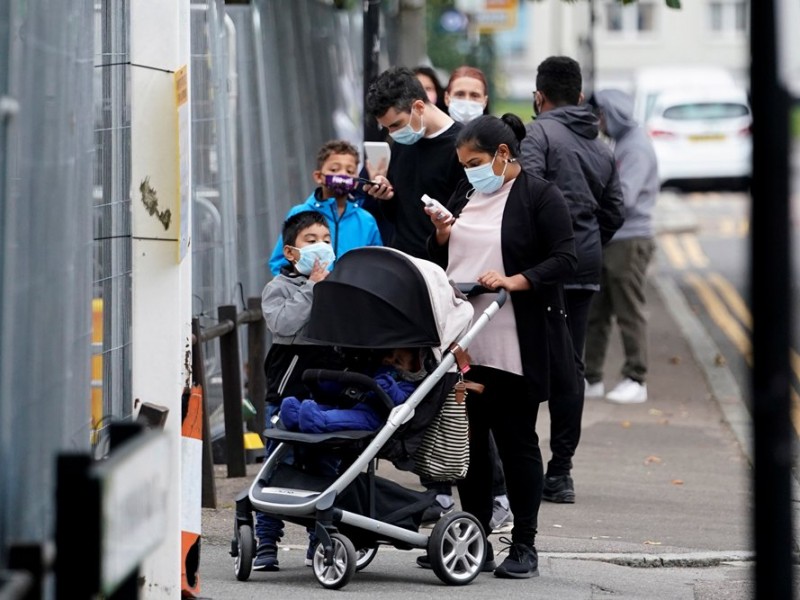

{"left": 632, "top": 66, "right": 737, "bottom": 126}
{"left": 646, "top": 86, "right": 752, "bottom": 189}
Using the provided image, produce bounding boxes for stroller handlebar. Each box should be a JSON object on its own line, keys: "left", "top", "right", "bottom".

{"left": 302, "top": 369, "right": 396, "bottom": 414}
{"left": 455, "top": 283, "right": 508, "bottom": 308}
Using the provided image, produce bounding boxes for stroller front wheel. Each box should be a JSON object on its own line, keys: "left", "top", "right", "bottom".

{"left": 428, "top": 511, "right": 486, "bottom": 586}
{"left": 233, "top": 523, "right": 255, "bottom": 581}
{"left": 312, "top": 532, "right": 357, "bottom": 589}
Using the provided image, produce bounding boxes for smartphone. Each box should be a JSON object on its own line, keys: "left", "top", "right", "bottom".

{"left": 364, "top": 141, "right": 391, "bottom": 171}
{"left": 421, "top": 194, "right": 453, "bottom": 221}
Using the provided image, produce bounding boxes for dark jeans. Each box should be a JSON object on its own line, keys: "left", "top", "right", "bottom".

{"left": 585, "top": 238, "right": 655, "bottom": 385}
{"left": 547, "top": 288, "right": 595, "bottom": 477}
{"left": 456, "top": 366, "right": 542, "bottom": 546}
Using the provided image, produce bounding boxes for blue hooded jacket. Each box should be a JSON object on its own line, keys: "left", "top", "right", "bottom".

{"left": 268, "top": 189, "right": 383, "bottom": 275}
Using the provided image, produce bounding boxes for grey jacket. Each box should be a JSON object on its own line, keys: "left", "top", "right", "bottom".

{"left": 520, "top": 104, "right": 624, "bottom": 287}
{"left": 260, "top": 269, "right": 318, "bottom": 345}
{"left": 595, "top": 89, "right": 658, "bottom": 241}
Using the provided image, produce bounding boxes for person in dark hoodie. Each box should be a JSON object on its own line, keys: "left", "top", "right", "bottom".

{"left": 584, "top": 89, "right": 658, "bottom": 404}
{"left": 520, "top": 56, "right": 625, "bottom": 504}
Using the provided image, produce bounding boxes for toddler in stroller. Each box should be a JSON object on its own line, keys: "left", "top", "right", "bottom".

{"left": 279, "top": 348, "right": 424, "bottom": 434}
{"left": 231, "top": 247, "right": 509, "bottom": 589}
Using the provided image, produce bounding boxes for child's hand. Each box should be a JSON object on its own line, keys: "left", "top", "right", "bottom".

{"left": 363, "top": 175, "right": 394, "bottom": 200}
{"left": 308, "top": 259, "right": 330, "bottom": 282}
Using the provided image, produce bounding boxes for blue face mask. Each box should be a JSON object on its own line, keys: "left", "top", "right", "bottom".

{"left": 292, "top": 242, "right": 336, "bottom": 275}
{"left": 464, "top": 153, "right": 508, "bottom": 195}
{"left": 389, "top": 111, "right": 426, "bottom": 145}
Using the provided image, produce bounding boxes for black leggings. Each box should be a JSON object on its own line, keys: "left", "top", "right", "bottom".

{"left": 456, "top": 366, "right": 543, "bottom": 546}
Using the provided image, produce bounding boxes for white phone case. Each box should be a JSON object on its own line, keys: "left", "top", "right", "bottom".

{"left": 364, "top": 141, "right": 391, "bottom": 170}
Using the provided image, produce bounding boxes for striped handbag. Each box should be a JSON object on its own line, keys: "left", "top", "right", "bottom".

{"left": 412, "top": 387, "right": 470, "bottom": 481}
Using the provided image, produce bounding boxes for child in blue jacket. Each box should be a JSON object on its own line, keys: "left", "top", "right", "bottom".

{"left": 268, "top": 140, "right": 382, "bottom": 275}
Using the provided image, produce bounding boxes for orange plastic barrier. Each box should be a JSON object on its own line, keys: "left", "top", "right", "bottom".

{"left": 181, "top": 386, "right": 203, "bottom": 597}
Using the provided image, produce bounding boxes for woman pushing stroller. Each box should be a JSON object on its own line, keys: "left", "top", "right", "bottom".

{"left": 422, "top": 113, "right": 578, "bottom": 579}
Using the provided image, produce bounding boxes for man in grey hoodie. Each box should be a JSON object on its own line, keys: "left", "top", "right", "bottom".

{"left": 520, "top": 56, "right": 625, "bottom": 504}
{"left": 584, "top": 89, "right": 658, "bottom": 405}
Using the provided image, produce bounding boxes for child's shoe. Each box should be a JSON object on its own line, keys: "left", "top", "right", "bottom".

{"left": 253, "top": 543, "right": 279, "bottom": 571}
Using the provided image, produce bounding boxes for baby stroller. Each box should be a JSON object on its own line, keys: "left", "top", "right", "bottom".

{"left": 230, "top": 247, "right": 508, "bottom": 589}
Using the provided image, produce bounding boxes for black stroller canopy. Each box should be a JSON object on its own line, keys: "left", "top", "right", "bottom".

{"left": 305, "top": 247, "right": 440, "bottom": 349}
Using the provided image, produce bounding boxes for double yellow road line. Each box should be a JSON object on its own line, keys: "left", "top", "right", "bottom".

{"left": 660, "top": 233, "right": 800, "bottom": 428}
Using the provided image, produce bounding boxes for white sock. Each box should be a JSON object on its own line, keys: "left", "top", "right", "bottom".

{"left": 494, "top": 494, "right": 509, "bottom": 510}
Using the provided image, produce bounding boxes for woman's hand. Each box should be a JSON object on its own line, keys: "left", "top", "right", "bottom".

{"left": 423, "top": 204, "right": 455, "bottom": 230}
{"left": 477, "top": 271, "right": 530, "bottom": 292}
{"left": 362, "top": 175, "right": 394, "bottom": 200}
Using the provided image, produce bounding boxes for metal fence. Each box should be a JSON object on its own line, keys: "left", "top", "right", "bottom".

{"left": 0, "top": 0, "right": 94, "bottom": 569}
{"left": 193, "top": 0, "right": 368, "bottom": 399}
{"left": 0, "top": 0, "right": 400, "bottom": 587}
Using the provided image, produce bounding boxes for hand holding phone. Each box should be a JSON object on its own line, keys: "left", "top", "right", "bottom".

{"left": 421, "top": 194, "right": 453, "bottom": 223}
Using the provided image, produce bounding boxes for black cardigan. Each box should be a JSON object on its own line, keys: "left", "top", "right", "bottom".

{"left": 427, "top": 170, "right": 578, "bottom": 401}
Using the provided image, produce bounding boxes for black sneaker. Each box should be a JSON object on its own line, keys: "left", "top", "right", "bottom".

{"left": 253, "top": 543, "right": 279, "bottom": 571}
{"left": 416, "top": 542, "right": 496, "bottom": 572}
{"left": 542, "top": 474, "right": 575, "bottom": 503}
{"left": 493, "top": 537, "right": 539, "bottom": 579}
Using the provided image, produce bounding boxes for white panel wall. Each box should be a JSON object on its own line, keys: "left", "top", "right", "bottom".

{"left": 129, "top": 0, "right": 192, "bottom": 597}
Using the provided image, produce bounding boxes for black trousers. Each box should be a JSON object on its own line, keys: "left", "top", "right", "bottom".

{"left": 547, "top": 288, "right": 595, "bottom": 477}
{"left": 457, "top": 366, "right": 542, "bottom": 546}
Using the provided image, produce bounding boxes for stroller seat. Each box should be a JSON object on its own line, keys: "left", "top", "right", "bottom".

{"left": 263, "top": 427, "right": 376, "bottom": 446}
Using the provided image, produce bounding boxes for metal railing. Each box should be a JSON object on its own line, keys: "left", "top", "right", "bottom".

{"left": 192, "top": 298, "right": 266, "bottom": 508}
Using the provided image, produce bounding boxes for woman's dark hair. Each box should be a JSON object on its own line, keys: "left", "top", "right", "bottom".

{"left": 413, "top": 66, "right": 448, "bottom": 113}
{"left": 282, "top": 211, "right": 328, "bottom": 247}
{"left": 456, "top": 113, "right": 526, "bottom": 157}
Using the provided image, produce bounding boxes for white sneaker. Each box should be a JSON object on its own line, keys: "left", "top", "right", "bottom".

{"left": 584, "top": 379, "right": 605, "bottom": 398}
{"left": 490, "top": 497, "right": 514, "bottom": 534}
{"left": 605, "top": 378, "right": 647, "bottom": 404}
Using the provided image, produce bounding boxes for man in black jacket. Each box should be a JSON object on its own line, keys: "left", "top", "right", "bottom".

{"left": 520, "top": 56, "right": 625, "bottom": 503}
{"left": 364, "top": 66, "right": 465, "bottom": 260}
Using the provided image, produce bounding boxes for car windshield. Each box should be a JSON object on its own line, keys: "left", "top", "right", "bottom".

{"left": 662, "top": 102, "right": 749, "bottom": 121}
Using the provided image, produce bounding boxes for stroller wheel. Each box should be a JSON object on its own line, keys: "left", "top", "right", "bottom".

{"left": 233, "top": 523, "right": 254, "bottom": 581}
{"left": 355, "top": 546, "right": 378, "bottom": 571}
{"left": 312, "top": 532, "right": 357, "bottom": 589}
{"left": 427, "top": 511, "right": 486, "bottom": 586}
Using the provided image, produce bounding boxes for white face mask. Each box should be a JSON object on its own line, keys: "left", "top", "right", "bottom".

{"left": 390, "top": 111, "right": 426, "bottom": 145}
{"left": 448, "top": 99, "right": 485, "bottom": 124}
{"left": 292, "top": 242, "right": 335, "bottom": 275}
{"left": 464, "top": 153, "right": 508, "bottom": 195}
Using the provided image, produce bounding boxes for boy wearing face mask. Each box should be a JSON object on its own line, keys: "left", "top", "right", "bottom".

{"left": 255, "top": 211, "right": 343, "bottom": 572}
{"left": 267, "top": 140, "right": 382, "bottom": 276}
{"left": 364, "top": 67, "right": 466, "bottom": 260}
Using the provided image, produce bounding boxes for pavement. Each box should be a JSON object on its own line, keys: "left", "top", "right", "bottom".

{"left": 195, "top": 194, "right": 779, "bottom": 599}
